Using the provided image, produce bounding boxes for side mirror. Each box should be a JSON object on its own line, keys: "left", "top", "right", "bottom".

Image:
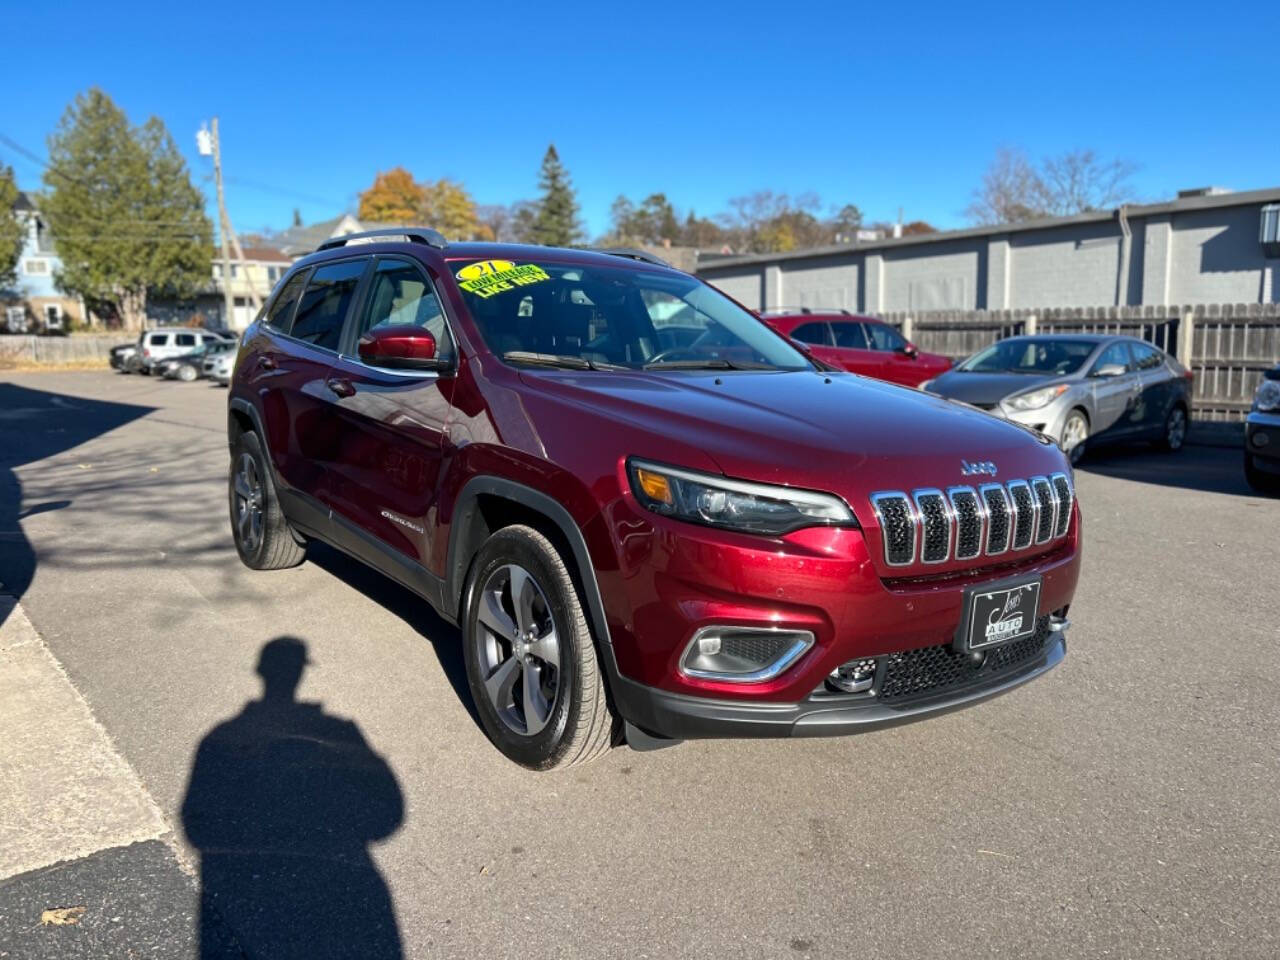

{"left": 1091, "top": 363, "right": 1127, "bottom": 378}
{"left": 899, "top": 342, "right": 918, "bottom": 358}
{"left": 357, "top": 326, "right": 450, "bottom": 371}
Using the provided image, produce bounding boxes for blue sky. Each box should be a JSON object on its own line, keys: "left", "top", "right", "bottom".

{"left": 4, "top": 0, "right": 1277, "bottom": 240}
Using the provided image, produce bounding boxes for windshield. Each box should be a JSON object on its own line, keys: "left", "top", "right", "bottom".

{"left": 959, "top": 338, "right": 1098, "bottom": 376}
{"left": 449, "top": 258, "right": 811, "bottom": 371}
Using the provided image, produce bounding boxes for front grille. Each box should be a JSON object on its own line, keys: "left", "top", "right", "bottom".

{"left": 877, "top": 616, "right": 1052, "bottom": 703}
{"left": 871, "top": 472, "right": 1072, "bottom": 568}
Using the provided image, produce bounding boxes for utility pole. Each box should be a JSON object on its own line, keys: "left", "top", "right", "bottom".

{"left": 200, "top": 118, "right": 261, "bottom": 331}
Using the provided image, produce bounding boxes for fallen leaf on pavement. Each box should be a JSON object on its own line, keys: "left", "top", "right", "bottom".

{"left": 41, "top": 906, "right": 86, "bottom": 926}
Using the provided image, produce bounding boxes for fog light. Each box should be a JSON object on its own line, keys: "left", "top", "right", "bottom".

{"left": 828, "top": 657, "right": 878, "bottom": 694}
{"left": 1254, "top": 431, "right": 1271, "bottom": 448}
{"left": 680, "top": 627, "right": 814, "bottom": 683}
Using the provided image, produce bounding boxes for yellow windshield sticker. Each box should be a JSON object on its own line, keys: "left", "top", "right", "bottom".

{"left": 455, "top": 260, "right": 550, "bottom": 299}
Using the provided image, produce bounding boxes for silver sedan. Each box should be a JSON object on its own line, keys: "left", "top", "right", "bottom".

{"left": 921, "top": 334, "right": 1193, "bottom": 464}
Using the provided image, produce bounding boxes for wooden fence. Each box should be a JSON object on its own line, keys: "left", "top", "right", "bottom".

{"left": 873, "top": 303, "right": 1280, "bottom": 424}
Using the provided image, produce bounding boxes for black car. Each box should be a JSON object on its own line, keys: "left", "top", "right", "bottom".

{"left": 1245, "top": 365, "right": 1280, "bottom": 494}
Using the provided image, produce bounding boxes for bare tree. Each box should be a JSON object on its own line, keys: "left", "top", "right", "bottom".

{"left": 965, "top": 147, "right": 1043, "bottom": 225}
{"left": 967, "top": 147, "right": 1139, "bottom": 225}
{"left": 1034, "top": 149, "right": 1138, "bottom": 216}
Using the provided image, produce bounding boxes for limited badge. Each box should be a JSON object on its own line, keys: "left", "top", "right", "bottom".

{"left": 455, "top": 260, "right": 550, "bottom": 299}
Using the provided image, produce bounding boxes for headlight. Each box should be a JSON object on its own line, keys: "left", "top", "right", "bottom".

{"left": 1005, "top": 383, "right": 1069, "bottom": 411}
{"left": 1254, "top": 379, "right": 1280, "bottom": 413}
{"left": 627, "top": 459, "right": 855, "bottom": 535}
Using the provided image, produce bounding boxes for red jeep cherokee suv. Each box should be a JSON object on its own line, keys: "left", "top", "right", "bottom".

{"left": 228, "top": 230, "right": 1080, "bottom": 770}
{"left": 761, "top": 309, "right": 952, "bottom": 387}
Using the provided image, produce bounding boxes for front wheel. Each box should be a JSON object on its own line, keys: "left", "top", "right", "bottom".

{"left": 228, "top": 431, "right": 305, "bottom": 570}
{"left": 177, "top": 363, "right": 198, "bottom": 382}
{"left": 1061, "top": 410, "right": 1089, "bottom": 465}
{"left": 462, "top": 525, "right": 617, "bottom": 770}
{"left": 1158, "top": 405, "right": 1188, "bottom": 452}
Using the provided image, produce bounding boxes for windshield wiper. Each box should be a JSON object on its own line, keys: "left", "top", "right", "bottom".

{"left": 642, "top": 357, "right": 779, "bottom": 371}
{"left": 502, "top": 351, "right": 624, "bottom": 371}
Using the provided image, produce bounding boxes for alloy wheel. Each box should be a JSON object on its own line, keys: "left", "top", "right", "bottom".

{"left": 233, "top": 453, "right": 264, "bottom": 553}
{"left": 475, "top": 563, "right": 561, "bottom": 736}
{"left": 1062, "top": 413, "right": 1089, "bottom": 464}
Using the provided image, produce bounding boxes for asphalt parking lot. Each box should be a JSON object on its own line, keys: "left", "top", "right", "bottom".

{"left": 1, "top": 369, "right": 1277, "bottom": 959}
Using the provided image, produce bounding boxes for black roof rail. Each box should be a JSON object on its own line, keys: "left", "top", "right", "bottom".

{"left": 317, "top": 227, "right": 448, "bottom": 251}
{"left": 595, "top": 246, "right": 671, "bottom": 268}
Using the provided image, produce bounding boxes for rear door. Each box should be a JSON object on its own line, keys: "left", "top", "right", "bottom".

{"left": 324, "top": 256, "right": 456, "bottom": 570}
{"left": 247, "top": 259, "right": 369, "bottom": 509}
{"left": 171, "top": 331, "right": 198, "bottom": 360}
{"left": 1087, "top": 341, "right": 1142, "bottom": 438}
{"left": 1129, "top": 341, "right": 1176, "bottom": 436}
{"left": 785, "top": 321, "right": 845, "bottom": 369}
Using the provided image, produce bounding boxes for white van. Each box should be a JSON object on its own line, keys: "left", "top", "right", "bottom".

{"left": 137, "top": 328, "right": 232, "bottom": 375}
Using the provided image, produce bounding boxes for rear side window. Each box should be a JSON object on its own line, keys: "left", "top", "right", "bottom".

{"left": 1130, "top": 342, "right": 1164, "bottom": 371}
{"left": 832, "top": 321, "right": 868, "bottom": 349}
{"left": 291, "top": 260, "right": 367, "bottom": 351}
{"left": 866, "top": 323, "right": 907, "bottom": 352}
{"left": 175, "top": 333, "right": 196, "bottom": 347}
{"left": 357, "top": 259, "right": 454, "bottom": 362}
{"left": 149, "top": 333, "right": 169, "bottom": 347}
{"left": 265, "top": 271, "right": 309, "bottom": 334}
{"left": 791, "top": 322, "right": 832, "bottom": 346}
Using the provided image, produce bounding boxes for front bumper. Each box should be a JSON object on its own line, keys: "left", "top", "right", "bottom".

{"left": 612, "top": 630, "right": 1065, "bottom": 740}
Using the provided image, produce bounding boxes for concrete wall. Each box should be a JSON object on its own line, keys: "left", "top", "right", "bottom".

{"left": 0, "top": 335, "right": 119, "bottom": 365}
{"left": 698, "top": 192, "right": 1280, "bottom": 314}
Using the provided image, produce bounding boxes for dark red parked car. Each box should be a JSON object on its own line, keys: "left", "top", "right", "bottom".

{"left": 228, "top": 231, "right": 1080, "bottom": 770}
{"left": 760, "top": 309, "right": 952, "bottom": 387}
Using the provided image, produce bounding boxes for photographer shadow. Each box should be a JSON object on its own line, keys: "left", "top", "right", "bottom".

{"left": 181, "top": 637, "right": 404, "bottom": 959}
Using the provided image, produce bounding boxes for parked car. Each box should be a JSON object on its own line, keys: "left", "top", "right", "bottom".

{"left": 228, "top": 230, "right": 1080, "bottom": 771}
{"left": 109, "top": 342, "right": 138, "bottom": 371}
{"left": 759, "top": 309, "right": 952, "bottom": 387}
{"left": 208, "top": 350, "right": 235, "bottom": 386}
{"left": 160, "top": 340, "right": 236, "bottom": 381}
{"left": 1244, "top": 365, "right": 1280, "bottom": 494}
{"left": 921, "top": 334, "right": 1192, "bottom": 464}
{"left": 136, "top": 328, "right": 233, "bottom": 375}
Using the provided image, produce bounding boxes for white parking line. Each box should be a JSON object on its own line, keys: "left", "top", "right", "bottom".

{"left": 0, "top": 594, "right": 171, "bottom": 880}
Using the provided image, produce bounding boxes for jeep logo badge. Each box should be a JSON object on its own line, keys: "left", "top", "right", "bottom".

{"left": 960, "top": 459, "right": 998, "bottom": 477}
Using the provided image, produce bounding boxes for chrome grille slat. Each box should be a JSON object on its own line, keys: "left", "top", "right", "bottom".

{"left": 1051, "top": 473, "right": 1073, "bottom": 538}
{"left": 947, "top": 486, "right": 983, "bottom": 561}
{"left": 872, "top": 473, "right": 1074, "bottom": 568}
{"left": 1031, "top": 476, "right": 1055, "bottom": 544}
{"left": 913, "top": 489, "right": 952, "bottom": 564}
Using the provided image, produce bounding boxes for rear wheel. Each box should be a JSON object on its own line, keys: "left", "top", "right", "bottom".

{"left": 462, "top": 525, "right": 617, "bottom": 770}
{"left": 1061, "top": 409, "right": 1089, "bottom": 465}
{"left": 1158, "top": 405, "right": 1188, "bottom": 452}
{"left": 228, "top": 431, "right": 305, "bottom": 570}
{"left": 177, "top": 363, "right": 198, "bottom": 382}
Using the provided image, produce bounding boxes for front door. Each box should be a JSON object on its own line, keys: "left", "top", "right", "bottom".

{"left": 325, "top": 256, "right": 456, "bottom": 570}
{"left": 829, "top": 320, "right": 886, "bottom": 378}
{"left": 1087, "top": 341, "right": 1142, "bottom": 438}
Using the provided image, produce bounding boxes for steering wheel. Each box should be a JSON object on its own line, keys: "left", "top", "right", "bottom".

{"left": 644, "top": 347, "right": 704, "bottom": 366}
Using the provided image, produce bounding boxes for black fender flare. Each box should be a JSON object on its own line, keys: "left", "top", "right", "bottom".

{"left": 445, "top": 476, "right": 614, "bottom": 649}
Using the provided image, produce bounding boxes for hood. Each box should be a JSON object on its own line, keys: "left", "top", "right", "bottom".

{"left": 519, "top": 368, "right": 1069, "bottom": 532}
{"left": 926, "top": 369, "right": 1066, "bottom": 406}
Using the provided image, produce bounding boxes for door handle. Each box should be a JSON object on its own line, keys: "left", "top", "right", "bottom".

{"left": 258, "top": 355, "right": 277, "bottom": 371}
{"left": 326, "top": 377, "right": 356, "bottom": 398}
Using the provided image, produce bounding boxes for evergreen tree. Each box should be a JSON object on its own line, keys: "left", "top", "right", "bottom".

{"left": 529, "top": 145, "right": 580, "bottom": 247}
{"left": 41, "top": 89, "right": 212, "bottom": 329}
{"left": 0, "top": 166, "right": 23, "bottom": 288}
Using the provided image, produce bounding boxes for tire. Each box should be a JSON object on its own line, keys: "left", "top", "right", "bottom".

{"left": 177, "top": 364, "right": 198, "bottom": 382}
{"left": 1061, "top": 409, "right": 1089, "bottom": 466}
{"left": 1244, "top": 452, "right": 1280, "bottom": 495}
{"left": 462, "top": 525, "right": 617, "bottom": 770}
{"left": 228, "top": 430, "right": 305, "bottom": 570}
{"left": 1158, "top": 405, "right": 1188, "bottom": 452}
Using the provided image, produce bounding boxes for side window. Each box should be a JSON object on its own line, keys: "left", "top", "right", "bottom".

{"left": 149, "top": 333, "right": 169, "bottom": 347}
{"left": 357, "top": 259, "right": 454, "bottom": 362}
{"left": 1091, "top": 342, "right": 1133, "bottom": 374}
{"left": 791, "top": 322, "right": 832, "bottom": 346}
{"left": 175, "top": 333, "right": 196, "bottom": 347}
{"left": 866, "top": 323, "right": 907, "bottom": 352}
{"left": 1130, "top": 342, "right": 1164, "bottom": 371}
{"left": 831, "top": 321, "right": 868, "bottom": 349}
{"left": 265, "top": 270, "right": 309, "bottom": 334}
{"left": 291, "top": 260, "right": 367, "bottom": 351}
